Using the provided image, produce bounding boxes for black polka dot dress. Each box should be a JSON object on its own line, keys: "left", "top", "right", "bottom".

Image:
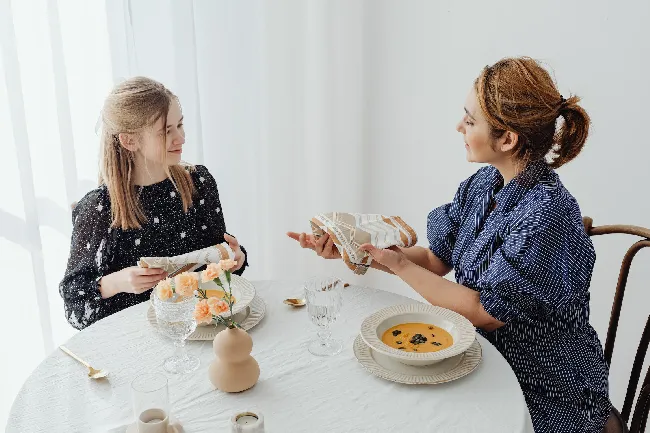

{"left": 427, "top": 161, "right": 611, "bottom": 432}
{"left": 59, "top": 165, "right": 248, "bottom": 330}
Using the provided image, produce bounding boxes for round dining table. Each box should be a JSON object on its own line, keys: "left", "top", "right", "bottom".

{"left": 7, "top": 280, "right": 534, "bottom": 433}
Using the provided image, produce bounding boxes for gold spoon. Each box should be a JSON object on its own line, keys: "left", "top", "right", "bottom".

{"left": 283, "top": 298, "right": 307, "bottom": 307}
{"left": 60, "top": 346, "right": 108, "bottom": 379}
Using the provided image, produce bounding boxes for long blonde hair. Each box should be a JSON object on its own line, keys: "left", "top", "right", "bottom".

{"left": 99, "top": 77, "right": 195, "bottom": 230}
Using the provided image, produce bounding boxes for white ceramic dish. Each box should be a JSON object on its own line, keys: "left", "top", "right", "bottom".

{"left": 360, "top": 303, "right": 476, "bottom": 367}
{"left": 150, "top": 274, "right": 256, "bottom": 323}
{"left": 148, "top": 295, "right": 266, "bottom": 341}
{"left": 353, "top": 334, "right": 482, "bottom": 385}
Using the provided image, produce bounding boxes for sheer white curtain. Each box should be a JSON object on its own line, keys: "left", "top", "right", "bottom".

{"left": 0, "top": 0, "right": 369, "bottom": 426}
{"left": 114, "top": 0, "right": 369, "bottom": 281}
{"left": 1, "top": 0, "right": 115, "bottom": 426}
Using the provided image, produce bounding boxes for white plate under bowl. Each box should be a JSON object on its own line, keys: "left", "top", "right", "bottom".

{"left": 353, "top": 334, "right": 482, "bottom": 385}
{"left": 150, "top": 274, "right": 256, "bottom": 324}
{"left": 360, "top": 303, "right": 476, "bottom": 367}
{"left": 148, "top": 295, "right": 266, "bottom": 341}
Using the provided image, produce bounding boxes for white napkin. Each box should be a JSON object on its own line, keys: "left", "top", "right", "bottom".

{"left": 310, "top": 212, "right": 418, "bottom": 275}
{"left": 138, "top": 243, "right": 235, "bottom": 277}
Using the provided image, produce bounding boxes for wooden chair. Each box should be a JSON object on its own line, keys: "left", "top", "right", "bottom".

{"left": 584, "top": 217, "right": 650, "bottom": 433}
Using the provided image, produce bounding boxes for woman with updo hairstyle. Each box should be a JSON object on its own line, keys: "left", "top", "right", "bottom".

{"left": 290, "top": 57, "right": 613, "bottom": 432}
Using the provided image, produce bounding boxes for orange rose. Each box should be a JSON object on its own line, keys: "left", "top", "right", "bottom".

{"left": 201, "top": 262, "right": 223, "bottom": 282}
{"left": 175, "top": 272, "right": 198, "bottom": 297}
{"left": 156, "top": 278, "right": 173, "bottom": 301}
{"left": 219, "top": 258, "right": 237, "bottom": 272}
{"left": 193, "top": 299, "right": 213, "bottom": 324}
{"left": 207, "top": 297, "right": 229, "bottom": 315}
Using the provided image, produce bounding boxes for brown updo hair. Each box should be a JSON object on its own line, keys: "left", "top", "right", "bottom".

{"left": 475, "top": 57, "right": 590, "bottom": 169}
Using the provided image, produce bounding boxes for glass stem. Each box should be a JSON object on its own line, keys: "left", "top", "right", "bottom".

{"left": 317, "top": 328, "right": 332, "bottom": 347}
{"left": 173, "top": 339, "right": 187, "bottom": 360}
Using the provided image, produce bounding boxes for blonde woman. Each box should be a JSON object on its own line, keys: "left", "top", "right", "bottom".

{"left": 60, "top": 77, "right": 248, "bottom": 330}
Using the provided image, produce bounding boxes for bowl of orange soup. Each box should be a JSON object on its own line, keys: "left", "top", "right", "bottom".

{"left": 360, "top": 303, "right": 476, "bottom": 366}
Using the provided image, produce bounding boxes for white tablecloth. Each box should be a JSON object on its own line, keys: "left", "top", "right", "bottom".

{"left": 7, "top": 281, "right": 534, "bottom": 433}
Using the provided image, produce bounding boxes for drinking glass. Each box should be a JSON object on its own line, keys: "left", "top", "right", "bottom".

{"left": 131, "top": 373, "right": 170, "bottom": 433}
{"left": 153, "top": 294, "right": 200, "bottom": 374}
{"left": 304, "top": 276, "right": 344, "bottom": 356}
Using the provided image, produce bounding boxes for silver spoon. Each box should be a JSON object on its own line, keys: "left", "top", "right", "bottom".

{"left": 60, "top": 346, "right": 108, "bottom": 379}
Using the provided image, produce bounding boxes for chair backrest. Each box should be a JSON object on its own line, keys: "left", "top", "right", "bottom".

{"left": 583, "top": 217, "right": 650, "bottom": 433}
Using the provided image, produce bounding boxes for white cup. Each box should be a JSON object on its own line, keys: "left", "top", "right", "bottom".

{"left": 137, "top": 408, "right": 169, "bottom": 433}
{"left": 131, "top": 373, "right": 171, "bottom": 433}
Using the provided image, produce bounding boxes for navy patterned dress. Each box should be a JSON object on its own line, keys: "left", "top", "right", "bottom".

{"left": 59, "top": 165, "right": 248, "bottom": 330}
{"left": 427, "top": 161, "right": 611, "bottom": 432}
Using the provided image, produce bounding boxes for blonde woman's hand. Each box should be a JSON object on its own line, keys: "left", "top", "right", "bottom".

{"left": 287, "top": 231, "right": 341, "bottom": 260}
{"left": 224, "top": 233, "right": 245, "bottom": 271}
{"left": 99, "top": 266, "right": 168, "bottom": 298}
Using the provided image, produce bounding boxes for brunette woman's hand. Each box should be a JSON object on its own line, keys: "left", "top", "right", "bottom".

{"left": 287, "top": 232, "right": 341, "bottom": 260}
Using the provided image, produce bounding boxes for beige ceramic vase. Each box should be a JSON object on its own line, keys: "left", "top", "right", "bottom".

{"left": 208, "top": 327, "right": 260, "bottom": 393}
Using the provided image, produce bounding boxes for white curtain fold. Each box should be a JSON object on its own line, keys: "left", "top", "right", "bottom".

{"left": 1, "top": 0, "right": 55, "bottom": 355}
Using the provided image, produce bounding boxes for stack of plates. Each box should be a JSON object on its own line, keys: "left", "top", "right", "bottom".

{"left": 147, "top": 275, "right": 265, "bottom": 341}
{"left": 353, "top": 304, "right": 482, "bottom": 385}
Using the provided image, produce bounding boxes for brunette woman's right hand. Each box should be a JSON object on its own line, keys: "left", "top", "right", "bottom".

{"left": 99, "top": 266, "right": 168, "bottom": 298}
{"left": 287, "top": 231, "right": 341, "bottom": 260}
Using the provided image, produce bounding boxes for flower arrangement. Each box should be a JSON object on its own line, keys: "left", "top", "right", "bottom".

{"left": 196, "top": 259, "right": 240, "bottom": 328}
{"left": 194, "top": 259, "right": 239, "bottom": 328}
{"left": 155, "top": 271, "right": 199, "bottom": 301}
{"left": 154, "top": 259, "right": 239, "bottom": 328}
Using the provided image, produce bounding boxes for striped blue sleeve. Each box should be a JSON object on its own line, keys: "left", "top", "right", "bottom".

{"left": 427, "top": 174, "right": 476, "bottom": 268}
{"left": 476, "top": 197, "right": 594, "bottom": 324}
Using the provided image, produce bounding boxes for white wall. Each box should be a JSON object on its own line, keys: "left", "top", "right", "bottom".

{"left": 361, "top": 0, "right": 650, "bottom": 410}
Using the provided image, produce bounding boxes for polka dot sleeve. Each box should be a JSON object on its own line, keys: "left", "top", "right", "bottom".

{"left": 58, "top": 189, "right": 112, "bottom": 330}
{"left": 193, "top": 165, "right": 249, "bottom": 275}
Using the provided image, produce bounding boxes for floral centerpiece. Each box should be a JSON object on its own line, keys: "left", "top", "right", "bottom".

{"left": 155, "top": 271, "right": 199, "bottom": 301}
{"left": 154, "top": 258, "right": 240, "bottom": 328}
{"left": 194, "top": 258, "right": 240, "bottom": 328}
{"left": 153, "top": 259, "right": 258, "bottom": 391}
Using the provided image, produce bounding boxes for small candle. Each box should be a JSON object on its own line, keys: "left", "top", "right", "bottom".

{"left": 237, "top": 415, "right": 258, "bottom": 425}
{"left": 231, "top": 411, "right": 264, "bottom": 433}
